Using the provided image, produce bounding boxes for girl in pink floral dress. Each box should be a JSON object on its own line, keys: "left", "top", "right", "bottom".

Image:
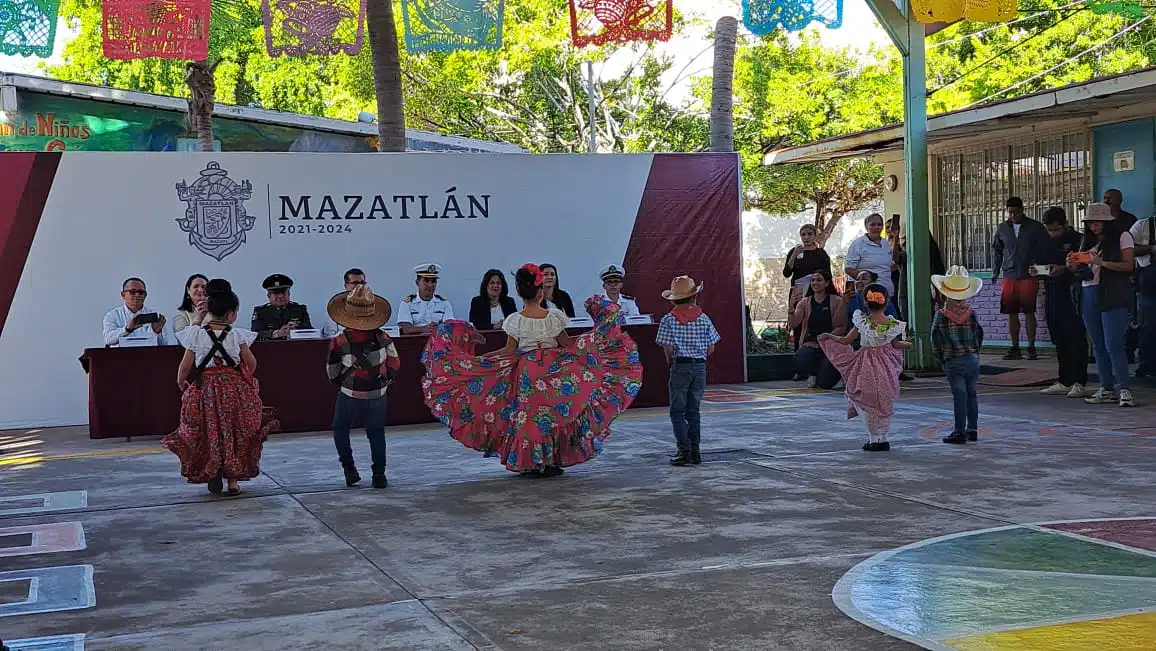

{"left": 422, "top": 264, "right": 642, "bottom": 476}
{"left": 819, "top": 284, "right": 913, "bottom": 451}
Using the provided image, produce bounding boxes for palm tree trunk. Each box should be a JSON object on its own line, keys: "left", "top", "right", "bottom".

{"left": 366, "top": 0, "right": 406, "bottom": 152}
{"left": 709, "top": 16, "right": 737, "bottom": 153}
{"left": 186, "top": 60, "right": 216, "bottom": 152}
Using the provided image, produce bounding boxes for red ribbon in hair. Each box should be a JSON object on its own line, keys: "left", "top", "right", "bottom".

{"left": 521, "top": 263, "right": 544, "bottom": 287}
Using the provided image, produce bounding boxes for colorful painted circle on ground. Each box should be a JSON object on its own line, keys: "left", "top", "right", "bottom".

{"left": 833, "top": 518, "right": 1156, "bottom": 650}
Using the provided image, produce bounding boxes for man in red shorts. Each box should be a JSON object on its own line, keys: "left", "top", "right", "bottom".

{"left": 991, "top": 196, "right": 1047, "bottom": 360}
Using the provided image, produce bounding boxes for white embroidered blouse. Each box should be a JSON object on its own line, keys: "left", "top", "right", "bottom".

{"left": 502, "top": 309, "right": 569, "bottom": 353}
{"left": 177, "top": 326, "right": 258, "bottom": 366}
{"left": 852, "top": 310, "right": 907, "bottom": 348}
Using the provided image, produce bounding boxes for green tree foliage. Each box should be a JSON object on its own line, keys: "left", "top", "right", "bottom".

{"left": 48, "top": 0, "right": 696, "bottom": 153}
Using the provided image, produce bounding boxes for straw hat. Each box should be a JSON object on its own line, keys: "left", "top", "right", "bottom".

{"left": 931, "top": 265, "right": 983, "bottom": 301}
{"left": 327, "top": 284, "right": 391, "bottom": 330}
{"left": 662, "top": 275, "right": 704, "bottom": 301}
{"left": 1084, "top": 202, "right": 1114, "bottom": 221}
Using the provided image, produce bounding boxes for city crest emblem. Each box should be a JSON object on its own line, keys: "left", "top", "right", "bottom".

{"left": 175, "top": 161, "right": 255, "bottom": 261}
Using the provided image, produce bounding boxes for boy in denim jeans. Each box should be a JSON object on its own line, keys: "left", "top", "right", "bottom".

{"left": 655, "top": 275, "right": 721, "bottom": 466}
{"left": 930, "top": 266, "right": 984, "bottom": 444}
{"left": 326, "top": 284, "right": 399, "bottom": 487}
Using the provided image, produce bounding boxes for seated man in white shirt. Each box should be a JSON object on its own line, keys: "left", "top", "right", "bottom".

{"left": 102, "top": 277, "right": 172, "bottom": 346}
{"left": 594, "top": 264, "right": 640, "bottom": 317}
{"left": 322, "top": 267, "right": 374, "bottom": 338}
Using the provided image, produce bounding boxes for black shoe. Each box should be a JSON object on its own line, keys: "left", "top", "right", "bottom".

{"left": 343, "top": 465, "right": 361, "bottom": 487}
{"left": 542, "top": 466, "right": 564, "bottom": 477}
{"left": 670, "top": 451, "right": 692, "bottom": 466}
{"left": 690, "top": 449, "right": 702, "bottom": 464}
{"left": 1003, "top": 348, "right": 1022, "bottom": 360}
{"left": 1026, "top": 347, "right": 1038, "bottom": 361}
{"left": 862, "top": 441, "right": 876, "bottom": 451}
{"left": 371, "top": 473, "right": 388, "bottom": 489}
{"left": 899, "top": 372, "right": 914, "bottom": 381}
{"left": 943, "top": 432, "right": 967, "bottom": 444}
{"left": 966, "top": 429, "right": 978, "bottom": 442}
{"left": 207, "top": 476, "right": 223, "bottom": 494}
{"left": 877, "top": 441, "right": 890, "bottom": 451}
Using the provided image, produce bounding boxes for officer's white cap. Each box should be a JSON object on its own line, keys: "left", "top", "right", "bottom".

{"left": 415, "top": 263, "right": 442, "bottom": 278}
{"left": 600, "top": 264, "right": 626, "bottom": 280}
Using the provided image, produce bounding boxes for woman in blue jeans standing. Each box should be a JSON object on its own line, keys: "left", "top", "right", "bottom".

{"left": 1073, "top": 203, "right": 1136, "bottom": 407}
{"left": 930, "top": 267, "right": 984, "bottom": 444}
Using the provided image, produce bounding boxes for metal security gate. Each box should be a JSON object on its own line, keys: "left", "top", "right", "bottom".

{"left": 933, "top": 131, "right": 1092, "bottom": 272}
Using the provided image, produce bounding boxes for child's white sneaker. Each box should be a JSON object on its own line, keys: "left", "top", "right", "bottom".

{"left": 1040, "top": 382, "right": 1069, "bottom": 395}
{"left": 1119, "top": 388, "right": 1136, "bottom": 407}
{"left": 1066, "top": 383, "right": 1086, "bottom": 398}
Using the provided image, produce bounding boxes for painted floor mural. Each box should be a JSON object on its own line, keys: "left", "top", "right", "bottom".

{"left": 833, "top": 517, "right": 1156, "bottom": 650}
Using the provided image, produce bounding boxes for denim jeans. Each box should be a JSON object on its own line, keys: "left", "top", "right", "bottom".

{"left": 332, "top": 392, "right": 387, "bottom": 472}
{"left": 1081, "top": 286, "right": 1130, "bottom": 391}
{"left": 669, "top": 359, "right": 707, "bottom": 452}
{"left": 944, "top": 354, "right": 980, "bottom": 435}
{"left": 792, "top": 345, "right": 842, "bottom": 389}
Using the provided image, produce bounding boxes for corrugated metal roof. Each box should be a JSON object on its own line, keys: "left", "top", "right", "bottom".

{"left": 764, "top": 66, "right": 1156, "bottom": 165}
{"left": 0, "top": 72, "right": 526, "bottom": 153}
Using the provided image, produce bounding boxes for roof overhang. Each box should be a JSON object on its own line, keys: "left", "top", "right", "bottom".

{"left": 764, "top": 66, "right": 1156, "bottom": 166}
{"left": 0, "top": 72, "right": 526, "bottom": 153}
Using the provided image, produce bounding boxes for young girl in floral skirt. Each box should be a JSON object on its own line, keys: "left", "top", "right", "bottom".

{"left": 818, "top": 284, "right": 913, "bottom": 451}
{"left": 163, "top": 279, "right": 278, "bottom": 494}
{"left": 422, "top": 263, "right": 642, "bottom": 476}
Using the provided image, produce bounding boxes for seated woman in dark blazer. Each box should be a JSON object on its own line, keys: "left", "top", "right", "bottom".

{"left": 469, "top": 269, "right": 518, "bottom": 329}
{"left": 538, "top": 263, "right": 576, "bottom": 317}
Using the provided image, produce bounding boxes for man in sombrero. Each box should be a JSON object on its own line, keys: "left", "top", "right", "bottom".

{"left": 326, "top": 284, "right": 399, "bottom": 488}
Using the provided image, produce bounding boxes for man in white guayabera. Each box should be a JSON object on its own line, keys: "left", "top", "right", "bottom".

{"left": 102, "top": 277, "right": 172, "bottom": 347}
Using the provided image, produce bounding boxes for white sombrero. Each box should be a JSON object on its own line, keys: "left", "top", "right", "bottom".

{"left": 931, "top": 265, "right": 983, "bottom": 301}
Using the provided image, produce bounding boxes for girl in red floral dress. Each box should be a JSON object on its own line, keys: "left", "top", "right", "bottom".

{"left": 422, "top": 264, "right": 642, "bottom": 476}
{"left": 163, "top": 279, "right": 278, "bottom": 495}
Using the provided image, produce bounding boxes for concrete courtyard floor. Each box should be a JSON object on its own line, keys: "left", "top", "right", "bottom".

{"left": 2, "top": 375, "right": 1156, "bottom": 650}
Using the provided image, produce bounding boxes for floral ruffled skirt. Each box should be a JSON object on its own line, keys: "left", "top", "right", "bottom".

{"left": 422, "top": 297, "right": 642, "bottom": 472}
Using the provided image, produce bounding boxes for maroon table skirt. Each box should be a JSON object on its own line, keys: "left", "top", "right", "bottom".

{"left": 79, "top": 325, "right": 668, "bottom": 439}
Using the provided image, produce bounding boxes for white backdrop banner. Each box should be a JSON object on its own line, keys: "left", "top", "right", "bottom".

{"left": 0, "top": 152, "right": 658, "bottom": 428}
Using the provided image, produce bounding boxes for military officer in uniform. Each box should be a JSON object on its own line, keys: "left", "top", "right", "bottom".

{"left": 596, "top": 264, "right": 640, "bottom": 317}
{"left": 397, "top": 263, "right": 455, "bottom": 335}
{"left": 252, "top": 273, "right": 313, "bottom": 340}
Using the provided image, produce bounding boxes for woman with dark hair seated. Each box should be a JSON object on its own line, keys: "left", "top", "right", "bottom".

{"left": 469, "top": 269, "right": 518, "bottom": 329}
{"left": 538, "top": 263, "right": 576, "bottom": 317}
{"left": 788, "top": 269, "right": 845, "bottom": 389}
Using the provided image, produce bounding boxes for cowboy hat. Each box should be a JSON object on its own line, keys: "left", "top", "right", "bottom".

{"left": 662, "top": 275, "right": 704, "bottom": 301}
{"left": 1084, "top": 202, "right": 1114, "bottom": 221}
{"left": 327, "top": 284, "right": 392, "bottom": 330}
{"left": 931, "top": 265, "right": 983, "bottom": 301}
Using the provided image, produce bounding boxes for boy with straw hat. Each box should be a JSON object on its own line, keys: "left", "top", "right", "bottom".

{"left": 326, "top": 284, "right": 399, "bottom": 488}
{"left": 930, "top": 266, "right": 985, "bottom": 445}
{"left": 655, "top": 275, "right": 721, "bottom": 466}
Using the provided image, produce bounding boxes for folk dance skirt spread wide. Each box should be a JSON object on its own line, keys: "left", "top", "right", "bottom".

{"left": 162, "top": 366, "right": 279, "bottom": 483}
{"left": 421, "top": 298, "right": 643, "bottom": 472}
{"left": 819, "top": 339, "right": 904, "bottom": 435}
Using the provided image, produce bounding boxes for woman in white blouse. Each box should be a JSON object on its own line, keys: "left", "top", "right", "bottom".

{"left": 173, "top": 273, "right": 208, "bottom": 332}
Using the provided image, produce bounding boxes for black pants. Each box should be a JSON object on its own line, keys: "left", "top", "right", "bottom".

{"left": 794, "top": 345, "right": 841, "bottom": 389}
{"left": 1045, "top": 291, "right": 1088, "bottom": 386}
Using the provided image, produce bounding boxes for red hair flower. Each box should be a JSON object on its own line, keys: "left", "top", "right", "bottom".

{"left": 521, "top": 263, "right": 544, "bottom": 287}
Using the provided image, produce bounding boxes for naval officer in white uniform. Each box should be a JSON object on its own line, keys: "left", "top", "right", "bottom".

{"left": 397, "top": 263, "right": 455, "bottom": 335}
{"left": 596, "top": 264, "right": 640, "bottom": 317}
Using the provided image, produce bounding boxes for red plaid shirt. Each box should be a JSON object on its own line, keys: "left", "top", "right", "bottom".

{"left": 326, "top": 329, "right": 400, "bottom": 399}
